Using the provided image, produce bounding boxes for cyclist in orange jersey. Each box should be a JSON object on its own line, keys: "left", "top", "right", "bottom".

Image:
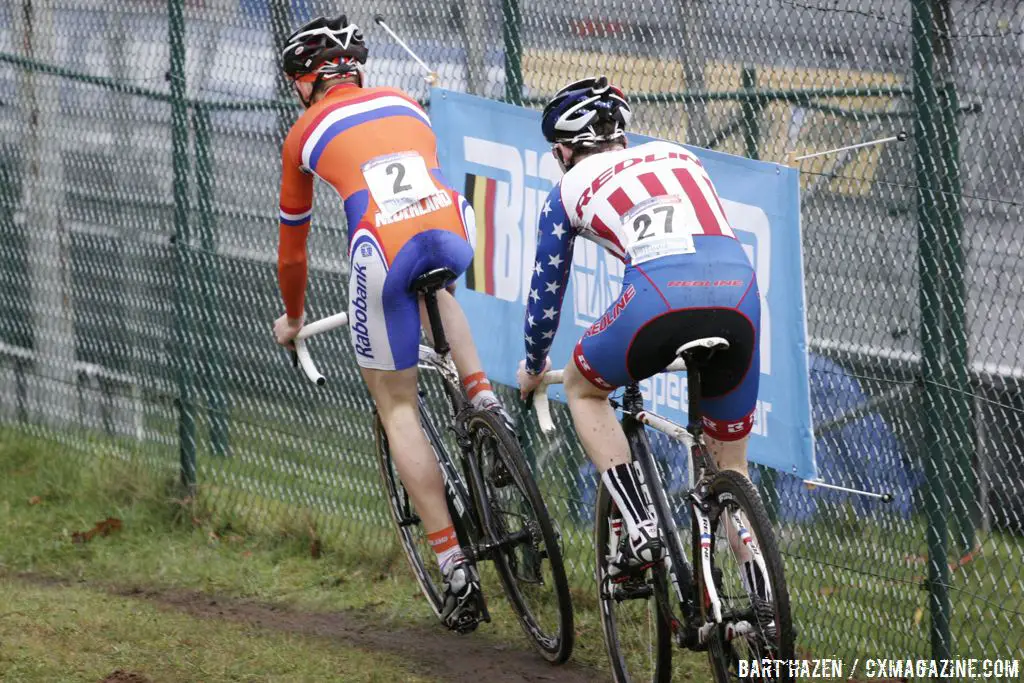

{"left": 270, "top": 14, "right": 503, "bottom": 632}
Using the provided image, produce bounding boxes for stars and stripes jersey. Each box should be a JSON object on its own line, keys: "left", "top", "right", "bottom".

{"left": 277, "top": 83, "right": 468, "bottom": 318}
{"left": 523, "top": 140, "right": 738, "bottom": 374}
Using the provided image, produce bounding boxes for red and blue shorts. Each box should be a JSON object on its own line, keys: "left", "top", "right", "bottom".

{"left": 346, "top": 189, "right": 476, "bottom": 371}
{"left": 573, "top": 235, "right": 761, "bottom": 441}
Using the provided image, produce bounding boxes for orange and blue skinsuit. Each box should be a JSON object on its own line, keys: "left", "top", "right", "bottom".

{"left": 277, "top": 83, "right": 476, "bottom": 370}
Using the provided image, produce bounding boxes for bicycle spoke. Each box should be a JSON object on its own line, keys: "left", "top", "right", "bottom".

{"left": 374, "top": 412, "right": 446, "bottom": 619}
{"left": 468, "top": 410, "right": 573, "bottom": 663}
{"left": 596, "top": 480, "right": 673, "bottom": 683}
{"left": 701, "top": 470, "right": 795, "bottom": 683}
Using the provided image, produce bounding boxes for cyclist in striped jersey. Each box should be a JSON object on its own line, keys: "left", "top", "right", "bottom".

{"left": 517, "top": 77, "right": 766, "bottom": 600}
{"left": 270, "top": 14, "right": 508, "bottom": 632}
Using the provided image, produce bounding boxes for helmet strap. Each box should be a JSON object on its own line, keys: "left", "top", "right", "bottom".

{"left": 306, "top": 72, "right": 327, "bottom": 108}
{"left": 552, "top": 145, "right": 573, "bottom": 173}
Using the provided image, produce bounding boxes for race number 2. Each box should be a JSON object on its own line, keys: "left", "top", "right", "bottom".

{"left": 362, "top": 151, "right": 437, "bottom": 217}
{"left": 621, "top": 195, "right": 696, "bottom": 264}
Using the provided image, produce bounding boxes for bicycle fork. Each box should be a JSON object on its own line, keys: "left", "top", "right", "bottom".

{"left": 621, "top": 384, "right": 732, "bottom": 650}
{"left": 692, "top": 496, "right": 724, "bottom": 647}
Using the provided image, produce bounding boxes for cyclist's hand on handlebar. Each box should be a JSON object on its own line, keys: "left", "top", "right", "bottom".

{"left": 273, "top": 313, "right": 304, "bottom": 350}
{"left": 517, "top": 357, "right": 551, "bottom": 400}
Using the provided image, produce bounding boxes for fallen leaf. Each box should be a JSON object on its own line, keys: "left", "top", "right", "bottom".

{"left": 71, "top": 517, "right": 122, "bottom": 544}
{"left": 818, "top": 586, "right": 839, "bottom": 596}
{"left": 913, "top": 606, "right": 924, "bottom": 626}
{"left": 27, "top": 496, "right": 41, "bottom": 506}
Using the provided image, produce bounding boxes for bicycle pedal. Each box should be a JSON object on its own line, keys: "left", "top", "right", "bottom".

{"left": 476, "top": 590, "right": 491, "bottom": 623}
{"left": 673, "top": 620, "right": 701, "bottom": 650}
{"left": 607, "top": 576, "right": 653, "bottom": 601}
{"left": 451, "top": 613, "right": 480, "bottom": 635}
{"left": 609, "top": 560, "right": 656, "bottom": 584}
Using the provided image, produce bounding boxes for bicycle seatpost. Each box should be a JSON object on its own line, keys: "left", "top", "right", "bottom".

{"left": 622, "top": 382, "right": 644, "bottom": 413}
{"left": 686, "top": 365, "right": 703, "bottom": 434}
{"left": 422, "top": 289, "right": 450, "bottom": 355}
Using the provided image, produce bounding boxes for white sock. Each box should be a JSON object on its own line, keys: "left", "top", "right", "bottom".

{"left": 437, "top": 546, "right": 465, "bottom": 576}
{"left": 462, "top": 371, "right": 499, "bottom": 411}
{"left": 427, "top": 525, "right": 465, "bottom": 576}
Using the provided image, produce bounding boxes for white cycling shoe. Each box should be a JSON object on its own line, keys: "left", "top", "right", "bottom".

{"left": 440, "top": 558, "right": 483, "bottom": 634}
{"left": 608, "top": 520, "right": 665, "bottom": 582}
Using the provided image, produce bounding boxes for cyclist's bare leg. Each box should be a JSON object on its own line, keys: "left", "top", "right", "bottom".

{"left": 563, "top": 360, "right": 629, "bottom": 471}
{"left": 361, "top": 365, "right": 452, "bottom": 534}
{"left": 707, "top": 435, "right": 756, "bottom": 566}
{"left": 706, "top": 435, "right": 750, "bottom": 478}
{"left": 418, "top": 290, "right": 506, "bottom": 420}
{"left": 565, "top": 360, "right": 661, "bottom": 566}
{"left": 418, "top": 289, "right": 483, "bottom": 379}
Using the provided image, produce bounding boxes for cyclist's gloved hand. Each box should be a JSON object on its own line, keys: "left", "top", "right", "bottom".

{"left": 516, "top": 357, "right": 551, "bottom": 400}
{"left": 273, "top": 312, "right": 304, "bottom": 349}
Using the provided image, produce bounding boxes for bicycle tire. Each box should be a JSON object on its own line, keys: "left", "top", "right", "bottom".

{"left": 374, "top": 405, "right": 476, "bottom": 621}
{"left": 595, "top": 479, "right": 673, "bottom": 683}
{"left": 700, "top": 469, "right": 795, "bottom": 683}
{"left": 465, "top": 409, "right": 575, "bottom": 663}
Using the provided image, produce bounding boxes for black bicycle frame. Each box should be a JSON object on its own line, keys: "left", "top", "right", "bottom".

{"left": 620, "top": 382, "right": 701, "bottom": 637}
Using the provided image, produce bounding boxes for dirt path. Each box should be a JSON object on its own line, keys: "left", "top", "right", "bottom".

{"left": 17, "top": 574, "right": 609, "bottom": 683}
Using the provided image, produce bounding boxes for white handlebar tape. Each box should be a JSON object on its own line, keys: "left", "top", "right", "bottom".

{"left": 294, "top": 312, "right": 350, "bottom": 386}
{"left": 535, "top": 370, "right": 564, "bottom": 435}
{"left": 296, "top": 312, "right": 349, "bottom": 340}
{"left": 532, "top": 359, "right": 686, "bottom": 435}
{"left": 535, "top": 392, "right": 554, "bottom": 434}
{"left": 295, "top": 338, "right": 325, "bottom": 386}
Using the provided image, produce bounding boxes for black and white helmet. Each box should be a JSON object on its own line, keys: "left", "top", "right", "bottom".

{"left": 281, "top": 14, "right": 368, "bottom": 82}
{"left": 541, "top": 76, "right": 632, "bottom": 146}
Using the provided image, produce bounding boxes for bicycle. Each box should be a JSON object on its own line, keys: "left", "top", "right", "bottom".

{"left": 531, "top": 336, "right": 794, "bottom": 682}
{"left": 291, "top": 267, "right": 574, "bottom": 663}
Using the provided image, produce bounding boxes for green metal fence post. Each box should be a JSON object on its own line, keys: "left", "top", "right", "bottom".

{"left": 911, "top": 0, "right": 952, "bottom": 661}
{"left": 269, "top": 0, "right": 293, "bottom": 144}
{"left": 936, "top": 0, "right": 976, "bottom": 555}
{"left": 169, "top": 0, "right": 196, "bottom": 492}
{"left": 192, "top": 106, "right": 228, "bottom": 458}
{"left": 940, "top": 78, "right": 975, "bottom": 554}
{"left": 739, "top": 66, "right": 778, "bottom": 522}
{"left": 501, "top": 0, "right": 523, "bottom": 106}
{"left": 740, "top": 67, "right": 760, "bottom": 161}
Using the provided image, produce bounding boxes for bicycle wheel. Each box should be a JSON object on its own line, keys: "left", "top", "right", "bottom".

{"left": 700, "top": 469, "right": 795, "bottom": 682}
{"left": 465, "top": 409, "right": 574, "bottom": 663}
{"left": 374, "top": 406, "right": 476, "bottom": 620}
{"left": 595, "top": 480, "right": 673, "bottom": 683}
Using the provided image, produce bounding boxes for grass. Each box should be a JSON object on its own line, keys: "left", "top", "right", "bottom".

{"left": 0, "top": 427, "right": 624, "bottom": 682}
{"left": 8, "top": 409, "right": 1021, "bottom": 683}
{"left": 0, "top": 578, "right": 435, "bottom": 683}
{"left": 778, "top": 503, "right": 1024, "bottom": 662}
{"left": 0, "top": 430, "right": 440, "bottom": 682}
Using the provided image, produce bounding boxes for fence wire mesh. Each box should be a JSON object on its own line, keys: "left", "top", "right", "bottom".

{"left": 2, "top": 0, "right": 1023, "bottom": 669}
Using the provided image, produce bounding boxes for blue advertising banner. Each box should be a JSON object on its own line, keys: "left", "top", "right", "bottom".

{"left": 431, "top": 88, "right": 815, "bottom": 480}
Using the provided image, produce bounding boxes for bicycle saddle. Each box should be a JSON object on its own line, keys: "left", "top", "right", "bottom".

{"left": 411, "top": 268, "right": 456, "bottom": 293}
{"left": 675, "top": 337, "right": 730, "bottom": 369}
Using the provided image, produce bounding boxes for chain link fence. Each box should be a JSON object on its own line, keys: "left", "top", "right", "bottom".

{"left": 2, "top": 0, "right": 1023, "bottom": 668}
